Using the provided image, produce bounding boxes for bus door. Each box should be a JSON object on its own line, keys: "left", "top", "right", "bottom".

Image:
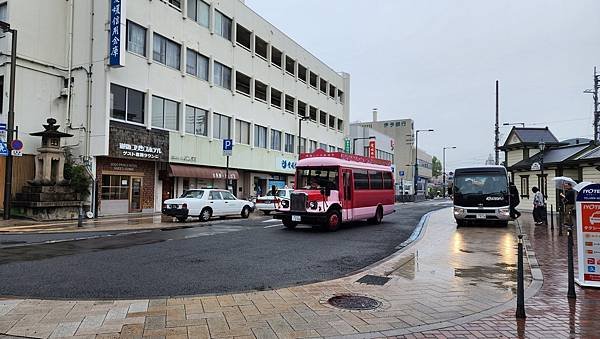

{"left": 342, "top": 169, "right": 353, "bottom": 221}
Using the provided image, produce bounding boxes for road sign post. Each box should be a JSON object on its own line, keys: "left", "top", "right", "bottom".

{"left": 223, "top": 139, "right": 233, "bottom": 190}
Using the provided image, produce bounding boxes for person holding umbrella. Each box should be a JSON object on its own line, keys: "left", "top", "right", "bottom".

{"left": 560, "top": 182, "right": 576, "bottom": 226}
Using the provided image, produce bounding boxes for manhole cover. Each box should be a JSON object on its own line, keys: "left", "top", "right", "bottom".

{"left": 327, "top": 295, "right": 382, "bottom": 310}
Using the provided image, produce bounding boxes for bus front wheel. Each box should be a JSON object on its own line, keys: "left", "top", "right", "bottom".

{"left": 282, "top": 217, "right": 298, "bottom": 229}
{"left": 323, "top": 210, "right": 341, "bottom": 232}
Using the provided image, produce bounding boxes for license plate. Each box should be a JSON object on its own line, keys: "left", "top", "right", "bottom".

{"left": 291, "top": 215, "right": 301, "bottom": 222}
{"left": 476, "top": 213, "right": 486, "bottom": 219}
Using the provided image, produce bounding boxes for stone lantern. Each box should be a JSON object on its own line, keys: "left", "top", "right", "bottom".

{"left": 29, "top": 118, "right": 73, "bottom": 185}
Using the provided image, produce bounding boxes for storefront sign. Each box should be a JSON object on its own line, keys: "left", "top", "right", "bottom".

{"left": 108, "top": 0, "right": 126, "bottom": 67}
{"left": 109, "top": 162, "right": 138, "bottom": 172}
{"left": 276, "top": 157, "right": 297, "bottom": 172}
{"left": 170, "top": 155, "right": 197, "bottom": 163}
{"left": 109, "top": 121, "right": 169, "bottom": 162}
{"left": 344, "top": 138, "right": 351, "bottom": 154}
{"left": 576, "top": 183, "right": 600, "bottom": 287}
{"left": 369, "top": 140, "right": 376, "bottom": 158}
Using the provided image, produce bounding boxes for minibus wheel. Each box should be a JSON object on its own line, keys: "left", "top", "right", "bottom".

{"left": 282, "top": 217, "right": 298, "bottom": 229}
{"left": 323, "top": 210, "right": 341, "bottom": 231}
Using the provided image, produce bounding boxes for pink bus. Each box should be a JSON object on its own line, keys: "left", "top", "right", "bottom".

{"left": 273, "top": 149, "right": 395, "bottom": 231}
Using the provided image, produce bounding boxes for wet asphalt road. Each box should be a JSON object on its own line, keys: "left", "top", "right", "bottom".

{"left": 0, "top": 201, "right": 450, "bottom": 299}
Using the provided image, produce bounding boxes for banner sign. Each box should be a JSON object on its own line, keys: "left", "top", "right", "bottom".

{"left": 109, "top": 0, "right": 126, "bottom": 67}
{"left": 368, "top": 139, "right": 376, "bottom": 158}
{"left": 344, "top": 138, "right": 351, "bottom": 154}
{"left": 576, "top": 183, "right": 600, "bottom": 287}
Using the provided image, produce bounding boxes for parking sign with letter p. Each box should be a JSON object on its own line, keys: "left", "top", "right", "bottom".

{"left": 223, "top": 139, "right": 233, "bottom": 156}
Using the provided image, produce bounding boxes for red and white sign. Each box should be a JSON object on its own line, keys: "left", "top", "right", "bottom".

{"left": 368, "top": 140, "right": 376, "bottom": 159}
{"left": 576, "top": 183, "right": 600, "bottom": 287}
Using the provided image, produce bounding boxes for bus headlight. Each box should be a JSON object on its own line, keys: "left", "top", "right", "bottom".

{"left": 454, "top": 207, "right": 465, "bottom": 215}
{"left": 309, "top": 201, "right": 318, "bottom": 210}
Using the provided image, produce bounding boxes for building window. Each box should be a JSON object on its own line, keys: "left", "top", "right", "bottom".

{"left": 319, "top": 143, "right": 327, "bottom": 150}
{"left": 110, "top": 84, "right": 145, "bottom": 124}
{"left": 0, "top": 3, "right": 7, "bottom": 22}
{"left": 298, "top": 64, "right": 307, "bottom": 83}
{"left": 285, "top": 95, "right": 295, "bottom": 113}
{"left": 271, "top": 87, "right": 282, "bottom": 108}
{"left": 271, "top": 130, "right": 282, "bottom": 151}
{"left": 152, "top": 96, "right": 179, "bottom": 130}
{"left": 328, "top": 145, "right": 336, "bottom": 152}
{"left": 284, "top": 133, "right": 295, "bottom": 153}
{"left": 537, "top": 174, "right": 548, "bottom": 197}
{"left": 213, "top": 61, "right": 232, "bottom": 90}
{"left": 271, "top": 46, "right": 283, "bottom": 68}
{"left": 329, "top": 84, "right": 336, "bottom": 99}
{"left": 309, "top": 71, "right": 318, "bottom": 88}
{"left": 309, "top": 106, "right": 317, "bottom": 121}
{"left": 328, "top": 115, "right": 335, "bottom": 129}
{"left": 186, "top": 49, "right": 209, "bottom": 80}
{"left": 215, "top": 10, "right": 232, "bottom": 41}
{"left": 254, "top": 125, "right": 267, "bottom": 148}
{"left": 320, "top": 111, "right": 327, "bottom": 125}
{"left": 236, "top": 24, "right": 251, "bottom": 50}
{"left": 285, "top": 56, "right": 295, "bottom": 75}
{"left": 213, "top": 113, "right": 231, "bottom": 139}
{"left": 523, "top": 148, "right": 530, "bottom": 159}
{"left": 153, "top": 33, "right": 181, "bottom": 70}
{"left": 338, "top": 90, "right": 344, "bottom": 104}
{"left": 187, "top": 0, "right": 209, "bottom": 28}
{"left": 167, "top": 0, "right": 181, "bottom": 9}
{"left": 126, "top": 21, "right": 146, "bottom": 56}
{"left": 520, "top": 176, "right": 530, "bottom": 199}
{"left": 185, "top": 105, "right": 208, "bottom": 136}
{"left": 235, "top": 120, "right": 250, "bottom": 145}
{"left": 337, "top": 119, "right": 343, "bottom": 131}
{"left": 297, "top": 101, "right": 307, "bottom": 117}
{"left": 320, "top": 78, "right": 327, "bottom": 94}
{"left": 254, "top": 80, "right": 267, "bottom": 102}
{"left": 309, "top": 140, "right": 317, "bottom": 152}
{"left": 255, "top": 36, "right": 268, "bottom": 60}
{"left": 101, "top": 175, "right": 130, "bottom": 200}
{"left": 235, "top": 71, "right": 251, "bottom": 96}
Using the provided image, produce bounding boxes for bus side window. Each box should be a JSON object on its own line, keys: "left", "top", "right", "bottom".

{"left": 383, "top": 172, "right": 393, "bottom": 189}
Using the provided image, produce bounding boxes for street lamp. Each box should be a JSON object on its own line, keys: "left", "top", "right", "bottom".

{"left": 414, "top": 129, "right": 434, "bottom": 196}
{"left": 0, "top": 21, "right": 17, "bottom": 220}
{"left": 443, "top": 146, "right": 456, "bottom": 198}
{"left": 297, "top": 115, "right": 309, "bottom": 154}
{"left": 539, "top": 141, "right": 546, "bottom": 197}
{"left": 352, "top": 136, "right": 376, "bottom": 155}
{"left": 503, "top": 122, "right": 525, "bottom": 127}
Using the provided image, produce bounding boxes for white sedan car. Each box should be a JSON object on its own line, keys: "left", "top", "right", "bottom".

{"left": 162, "top": 189, "right": 254, "bottom": 222}
{"left": 255, "top": 189, "right": 293, "bottom": 215}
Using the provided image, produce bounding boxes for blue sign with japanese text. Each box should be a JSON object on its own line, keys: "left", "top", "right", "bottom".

{"left": 577, "top": 183, "right": 600, "bottom": 202}
{"left": 109, "top": 0, "right": 126, "bottom": 67}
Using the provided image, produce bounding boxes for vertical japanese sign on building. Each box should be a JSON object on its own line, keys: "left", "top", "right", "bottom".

{"left": 109, "top": 0, "right": 127, "bottom": 67}
{"left": 575, "top": 183, "right": 600, "bottom": 288}
{"left": 368, "top": 139, "right": 376, "bottom": 158}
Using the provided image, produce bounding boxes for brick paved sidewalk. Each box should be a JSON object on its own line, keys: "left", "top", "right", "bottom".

{"left": 0, "top": 208, "right": 537, "bottom": 338}
{"left": 407, "top": 213, "right": 600, "bottom": 338}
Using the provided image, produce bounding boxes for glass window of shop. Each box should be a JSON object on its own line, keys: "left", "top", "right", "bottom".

{"left": 101, "top": 175, "right": 130, "bottom": 200}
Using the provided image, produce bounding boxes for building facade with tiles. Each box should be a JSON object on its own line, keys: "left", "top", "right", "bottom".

{"left": 0, "top": 0, "right": 350, "bottom": 215}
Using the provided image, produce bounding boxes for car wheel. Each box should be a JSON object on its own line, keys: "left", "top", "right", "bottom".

{"left": 262, "top": 210, "right": 271, "bottom": 215}
{"left": 323, "top": 210, "right": 342, "bottom": 232}
{"left": 176, "top": 217, "right": 187, "bottom": 223}
{"left": 282, "top": 217, "right": 298, "bottom": 229}
{"left": 241, "top": 206, "right": 251, "bottom": 219}
{"left": 368, "top": 206, "right": 383, "bottom": 225}
{"left": 199, "top": 208, "right": 212, "bottom": 222}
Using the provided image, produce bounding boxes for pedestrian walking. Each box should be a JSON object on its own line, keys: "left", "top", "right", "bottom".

{"left": 560, "top": 182, "right": 576, "bottom": 226}
{"left": 532, "top": 186, "right": 546, "bottom": 225}
{"left": 509, "top": 182, "right": 521, "bottom": 219}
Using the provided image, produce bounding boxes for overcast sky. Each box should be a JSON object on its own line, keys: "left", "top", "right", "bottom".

{"left": 246, "top": 0, "right": 600, "bottom": 169}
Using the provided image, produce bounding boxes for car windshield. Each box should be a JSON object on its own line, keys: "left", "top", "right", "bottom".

{"left": 296, "top": 167, "right": 339, "bottom": 190}
{"left": 454, "top": 174, "right": 508, "bottom": 195}
{"left": 277, "top": 190, "right": 289, "bottom": 197}
{"left": 180, "top": 190, "right": 204, "bottom": 199}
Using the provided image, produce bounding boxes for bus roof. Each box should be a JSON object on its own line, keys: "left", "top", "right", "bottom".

{"left": 454, "top": 166, "right": 507, "bottom": 174}
{"left": 298, "top": 150, "right": 392, "bottom": 171}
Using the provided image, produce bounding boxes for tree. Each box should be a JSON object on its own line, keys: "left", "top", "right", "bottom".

{"left": 432, "top": 156, "right": 442, "bottom": 178}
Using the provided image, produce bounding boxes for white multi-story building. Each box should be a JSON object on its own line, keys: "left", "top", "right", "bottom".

{"left": 0, "top": 0, "right": 349, "bottom": 215}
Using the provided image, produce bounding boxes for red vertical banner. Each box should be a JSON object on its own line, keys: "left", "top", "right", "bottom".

{"left": 369, "top": 140, "right": 376, "bottom": 158}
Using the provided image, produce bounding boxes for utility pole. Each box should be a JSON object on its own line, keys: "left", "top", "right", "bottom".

{"left": 495, "top": 80, "right": 500, "bottom": 165}
{"left": 584, "top": 67, "right": 599, "bottom": 141}
{"left": 1, "top": 24, "right": 17, "bottom": 220}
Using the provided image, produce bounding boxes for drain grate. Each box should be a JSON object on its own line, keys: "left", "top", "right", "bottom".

{"left": 327, "top": 295, "right": 382, "bottom": 311}
{"left": 356, "top": 274, "right": 391, "bottom": 286}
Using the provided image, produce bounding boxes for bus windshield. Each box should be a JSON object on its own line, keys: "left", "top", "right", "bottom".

{"left": 453, "top": 174, "right": 508, "bottom": 195}
{"left": 296, "top": 167, "right": 339, "bottom": 190}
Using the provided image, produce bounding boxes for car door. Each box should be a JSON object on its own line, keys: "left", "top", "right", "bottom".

{"left": 208, "top": 191, "right": 225, "bottom": 216}
{"left": 221, "top": 191, "right": 241, "bottom": 214}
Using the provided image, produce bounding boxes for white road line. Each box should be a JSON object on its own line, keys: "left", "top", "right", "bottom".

{"left": 262, "top": 219, "right": 279, "bottom": 223}
{"left": 263, "top": 224, "right": 283, "bottom": 228}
